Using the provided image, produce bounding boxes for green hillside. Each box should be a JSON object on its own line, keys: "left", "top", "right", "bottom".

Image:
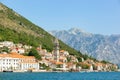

{"left": 0, "top": 3, "right": 84, "bottom": 58}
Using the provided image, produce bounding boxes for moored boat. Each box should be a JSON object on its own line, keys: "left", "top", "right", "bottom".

{"left": 3, "top": 70, "right": 13, "bottom": 72}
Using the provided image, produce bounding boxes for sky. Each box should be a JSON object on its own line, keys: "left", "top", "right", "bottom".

{"left": 0, "top": 0, "right": 120, "bottom": 35}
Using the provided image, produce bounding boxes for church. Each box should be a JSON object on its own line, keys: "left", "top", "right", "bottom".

{"left": 51, "top": 38, "right": 68, "bottom": 71}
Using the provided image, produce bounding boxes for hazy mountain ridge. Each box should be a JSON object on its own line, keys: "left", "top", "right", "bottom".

{"left": 50, "top": 28, "right": 120, "bottom": 64}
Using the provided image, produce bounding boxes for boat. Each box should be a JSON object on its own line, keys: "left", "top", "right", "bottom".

{"left": 27, "top": 69, "right": 32, "bottom": 72}
{"left": 24, "top": 69, "right": 33, "bottom": 72}
{"left": 3, "top": 70, "right": 13, "bottom": 72}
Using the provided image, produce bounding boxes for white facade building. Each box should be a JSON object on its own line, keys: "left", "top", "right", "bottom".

{"left": 0, "top": 57, "right": 20, "bottom": 71}
{"left": 0, "top": 41, "right": 14, "bottom": 48}
{"left": 0, "top": 52, "right": 39, "bottom": 72}
{"left": 89, "top": 65, "right": 93, "bottom": 71}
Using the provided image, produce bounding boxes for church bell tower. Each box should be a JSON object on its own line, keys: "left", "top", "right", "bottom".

{"left": 53, "top": 38, "right": 60, "bottom": 62}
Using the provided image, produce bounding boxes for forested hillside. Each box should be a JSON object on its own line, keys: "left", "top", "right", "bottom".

{"left": 0, "top": 3, "right": 85, "bottom": 60}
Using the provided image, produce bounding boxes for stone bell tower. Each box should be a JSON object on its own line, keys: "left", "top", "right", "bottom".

{"left": 53, "top": 38, "right": 60, "bottom": 62}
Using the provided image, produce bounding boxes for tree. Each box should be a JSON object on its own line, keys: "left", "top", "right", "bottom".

{"left": 28, "top": 48, "right": 41, "bottom": 60}
{"left": 76, "top": 56, "right": 82, "bottom": 62}
{"left": 101, "top": 60, "right": 109, "bottom": 64}
{"left": 1, "top": 46, "right": 9, "bottom": 53}
{"left": 67, "top": 56, "right": 71, "bottom": 62}
{"left": 39, "top": 63, "right": 50, "bottom": 70}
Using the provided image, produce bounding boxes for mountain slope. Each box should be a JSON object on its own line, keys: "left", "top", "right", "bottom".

{"left": 50, "top": 28, "right": 120, "bottom": 64}
{"left": 0, "top": 3, "right": 82, "bottom": 57}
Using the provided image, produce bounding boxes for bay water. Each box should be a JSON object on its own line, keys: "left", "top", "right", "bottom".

{"left": 0, "top": 72, "right": 120, "bottom": 80}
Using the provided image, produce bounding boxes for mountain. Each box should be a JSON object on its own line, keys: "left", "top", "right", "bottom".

{"left": 50, "top": 28, "right": 120, "bottom": 64}
{"left": 0, "top": 3, "right": 83, "bottom": 58}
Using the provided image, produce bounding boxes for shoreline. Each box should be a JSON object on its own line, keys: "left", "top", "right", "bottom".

{"left": 0, "top": 70, "right": 119, "bottom": 73}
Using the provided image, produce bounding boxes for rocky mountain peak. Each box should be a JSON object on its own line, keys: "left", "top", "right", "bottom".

{"left": 68, "top": 28, "right": 85, "bottom": 34}
{"left": 50, "top": 28, "right": 120, "bottom": 64}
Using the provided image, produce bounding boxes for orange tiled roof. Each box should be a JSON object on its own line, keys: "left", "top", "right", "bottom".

{"left": 49, "top": 60, "right": 63, "bottom": 65}
{"left": 67, "top": 62, "right": 74, "bottom": 66}
{"left": 49, "top": 60, "right": 56, "bottom": 63}
{"left": 0, "top": 52, "right": 35, "bottom": 59}
{"left": 37, "top": 47, "right": 42, "bottom": 50}
{"left": 55, "top": 61, "right": 63, "bottom": 65}
{"left": 20, "top": 62, "right": 38, "bottom": 64}
{"left": 60, "top": 50, "right": 65, "bottom": 53}
{"left": 95, "top": 63, "right": 103, "bottom": 66}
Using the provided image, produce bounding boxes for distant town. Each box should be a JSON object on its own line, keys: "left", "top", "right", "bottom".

{"left": 0, "top": 39, "right": 118, "bottom": 72}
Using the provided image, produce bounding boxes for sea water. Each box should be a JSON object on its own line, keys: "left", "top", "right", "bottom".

{"left": 0, "top": 72, "right": 120, "bottom": 80}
